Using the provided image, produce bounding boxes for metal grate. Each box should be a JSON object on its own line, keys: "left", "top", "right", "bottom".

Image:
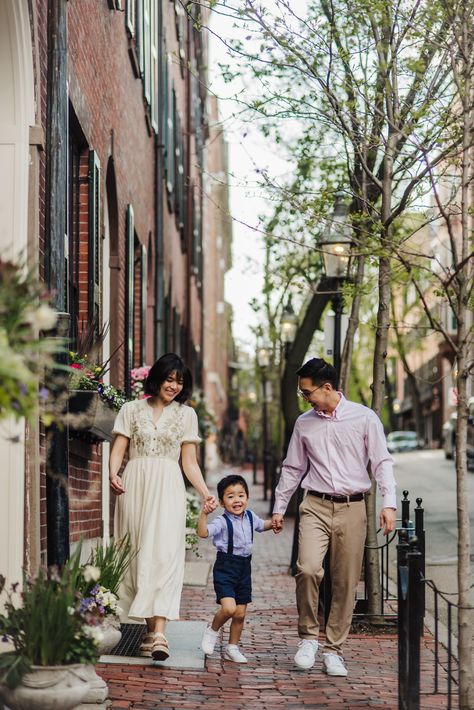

{"left": 108, "top": 623, "right": 147, "bottom": 657}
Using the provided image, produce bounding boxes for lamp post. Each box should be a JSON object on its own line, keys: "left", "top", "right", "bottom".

{"left": 319, "top": 190, "right": 352, "bottom": 384}
{"left": 257, "top": 344, "right": 270, "bottom": 500}
{"left": 272, "top": 299, "right": 298, "bottom": 514}
{"left": 312, "top": 190, "right": 352, "bottom": 618}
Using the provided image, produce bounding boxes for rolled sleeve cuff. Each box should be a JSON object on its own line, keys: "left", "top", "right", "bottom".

{"left": 382, "top": 493, "right": 397, "bottom": 510}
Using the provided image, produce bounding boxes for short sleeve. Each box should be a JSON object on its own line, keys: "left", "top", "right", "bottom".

{"left": 181, "top": 406, "right": 202, "bottom": 444}
{"left": 112, "top": 402, "right": 132, "bottom": 438}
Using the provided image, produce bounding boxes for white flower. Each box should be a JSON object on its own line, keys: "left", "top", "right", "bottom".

{"left": 83, "top": 624, "right": 104, "bottom": 645}
{"left": 67, "top": 606, "right": 75, "bottom": 616}
{"left": 28, "top": 304, "right": 58, "bottom": 331}
{"left": 83, "top": 565, "right": 101, "bottom": 583}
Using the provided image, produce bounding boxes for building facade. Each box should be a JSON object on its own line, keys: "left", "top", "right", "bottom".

{"left": 0, "top": 0, "right": 232, "bottom": 585}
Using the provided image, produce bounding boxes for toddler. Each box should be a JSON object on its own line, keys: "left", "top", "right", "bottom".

{"left": 198, "top": 474, "right": 274, "bottom": 662}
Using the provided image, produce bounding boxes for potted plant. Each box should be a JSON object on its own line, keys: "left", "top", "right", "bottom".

{"left": 68, "top": 351, "right": 128, "bottom": 444}
{"left": 0, "top": 549, "right": 100, "bottom": 710}
{"left": 79, "top": 533, "right": 135, "bottom": 654}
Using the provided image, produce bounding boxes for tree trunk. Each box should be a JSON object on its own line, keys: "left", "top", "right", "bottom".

{"left": 281, "top": 277, "right": 334, "bottom": 447}
{"left": 455, "top": 18, "right": 474, "bottom": 701}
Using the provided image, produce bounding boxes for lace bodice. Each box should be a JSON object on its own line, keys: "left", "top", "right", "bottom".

{"left": 112, "top": 399, "right": 201, "bottom": 461}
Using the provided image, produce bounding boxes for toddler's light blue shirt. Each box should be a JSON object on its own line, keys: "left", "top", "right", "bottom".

{"left": 207, "top": 509, "right": 265, "bottom": 556}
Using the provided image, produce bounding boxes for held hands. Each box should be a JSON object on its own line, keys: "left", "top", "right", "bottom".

{"left": 202, "top": 494, "right": 217, "bottom": 514}
{"left": 380, "top": 507, "right": 397, "bottom": 535}
{"left": 109, "top": 473, "right": 125, "bottom": 495}
{"left": 271, "top": 514, "right": 284, "bottom": 534}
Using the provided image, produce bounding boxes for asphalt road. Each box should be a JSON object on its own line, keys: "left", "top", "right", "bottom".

{"left": 384, "top": 449, "right": 474, "bottom": 645}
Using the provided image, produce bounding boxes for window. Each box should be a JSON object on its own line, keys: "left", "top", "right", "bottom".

{"left": 126, "top": 0, "right": 136, "bottom": 36}
{"left": 150, "top": 0, "right": 158, "bottom": 132}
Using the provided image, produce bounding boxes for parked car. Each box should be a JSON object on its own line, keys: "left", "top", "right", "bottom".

{"left": 386, "top": 430, "right": 423, "bottom": 453}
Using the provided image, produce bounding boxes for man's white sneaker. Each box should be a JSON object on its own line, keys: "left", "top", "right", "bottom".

{"left": 201, "top": 625, "right": 219, "bottom": 655}
{"left": 224, "top": 644, "right": 248, "bottom": 663}
{"left": 294, "top": 639, "right": 319, "bottom": 669}
{"left": 323, "top": 652, "right": 348, "bottom": 676}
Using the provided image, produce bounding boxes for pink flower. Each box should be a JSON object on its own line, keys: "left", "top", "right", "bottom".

{"left": 71, "top": 363, "right": 83, "bottom": 370}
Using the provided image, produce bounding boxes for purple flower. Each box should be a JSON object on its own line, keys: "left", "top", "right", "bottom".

{"left": 39, "top": 387, "right": 49, "bottom": 401}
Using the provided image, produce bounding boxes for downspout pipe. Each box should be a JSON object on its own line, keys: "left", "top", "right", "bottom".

{"left": 155, "top": 0, "right": 165, "bottom": 358}
{"left": 44, "top": 0, "right": 70, "bottom": 566}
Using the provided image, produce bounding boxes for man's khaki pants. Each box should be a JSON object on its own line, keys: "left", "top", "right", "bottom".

{"left": 296, "top": 493, "right": 367, "bottom": 653}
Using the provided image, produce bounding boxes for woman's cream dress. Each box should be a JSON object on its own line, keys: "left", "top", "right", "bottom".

{"left": 113, "top": 399, "right": 201, "bottom": 621}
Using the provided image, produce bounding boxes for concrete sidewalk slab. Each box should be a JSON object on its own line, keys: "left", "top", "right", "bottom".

{"left": 183, "top": 560, "right": 211, "bottom": 586}
{"left": 100, "top": 621, "right": 206, "bottom": 670}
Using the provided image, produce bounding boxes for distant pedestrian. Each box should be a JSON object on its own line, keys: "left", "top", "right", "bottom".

{"left": 272, "top": 358, "right": 396, "bottom": 677}
{"left": 198, "top": 473, "right": 276, "bottom": 663}
{"left": 109, "top": 353, "right": 217, "bottom": 661}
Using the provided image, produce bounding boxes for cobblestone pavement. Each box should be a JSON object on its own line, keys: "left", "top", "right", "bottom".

{"left": 99, "top": 466, "right": 454, "bottom": 709}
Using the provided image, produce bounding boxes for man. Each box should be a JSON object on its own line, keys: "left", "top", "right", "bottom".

{"left": 272, "top": 358, "right": 396, "bottom": 677}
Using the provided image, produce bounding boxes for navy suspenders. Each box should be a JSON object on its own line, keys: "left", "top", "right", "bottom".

{"left": 222, "top": 510, "right": 254, "bottom": 555}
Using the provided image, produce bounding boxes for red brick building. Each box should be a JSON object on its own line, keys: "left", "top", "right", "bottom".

{"left": 0, "top": 0, "right": 232, "bottom": 583}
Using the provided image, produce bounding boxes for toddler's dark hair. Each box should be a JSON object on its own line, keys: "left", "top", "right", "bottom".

{"left": 217, "top": 474, "right": 249, "bottom": 501}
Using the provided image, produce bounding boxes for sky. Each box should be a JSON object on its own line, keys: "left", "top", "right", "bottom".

{"left": 207, "top": 8, "right": 289, "bottom": 351}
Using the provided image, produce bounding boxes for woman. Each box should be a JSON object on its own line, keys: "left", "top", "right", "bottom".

{"left": 109, "top": 353, "right": 216, "bottom": 661}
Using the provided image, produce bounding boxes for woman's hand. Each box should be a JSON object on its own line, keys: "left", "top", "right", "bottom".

{"left": 202, "top": 495, "right": 217, "bottom": 514}
{"left": 110, "top": 473, "right": 125, "bottom": 495}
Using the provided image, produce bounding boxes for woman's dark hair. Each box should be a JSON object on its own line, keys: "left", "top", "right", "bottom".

{"left": 296, "top": 357, "right": 338, "bottom": 390}
{"left": 217, "top": 474, "right": 249, "bottom": 501}
{"left": 144, "top": 353, "right": 193, "bottom": 403}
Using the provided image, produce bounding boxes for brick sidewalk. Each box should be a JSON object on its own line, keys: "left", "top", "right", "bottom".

{"left": 99, "top": 466, "right": 452, "bottom": 710}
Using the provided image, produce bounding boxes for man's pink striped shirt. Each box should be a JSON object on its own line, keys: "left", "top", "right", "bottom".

{"left": 273, "top": 394, "right": 396, "bottom": 514}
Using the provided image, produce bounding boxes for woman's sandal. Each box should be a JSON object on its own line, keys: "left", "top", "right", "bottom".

{"left": 151, "top": 632, "right": 169, "bottom": 661}
{"left": 138, "top": 632, "right": 156, "bottom": 658}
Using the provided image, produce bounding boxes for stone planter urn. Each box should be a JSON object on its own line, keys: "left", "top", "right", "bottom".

{"left": 97, "top": 616, "right": 122, "bottom": 655}
{"left": 68, "top": 390, "right": 116, "bottom": 444}
{"left": 0, "top": 663, "right": 91, "bottom": 710}
{"left": 76, "top": 665, "right": 109, "bottom": 705}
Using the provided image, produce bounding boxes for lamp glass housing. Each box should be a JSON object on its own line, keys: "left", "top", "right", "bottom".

{"left": 281, "top": 305, "right": 297, "bottom": 344}
{"left": 257, "top": 345, "right": 270, "bottom": 368}
{"left": 319, "top": 191, "right": 352, "bottom": 279}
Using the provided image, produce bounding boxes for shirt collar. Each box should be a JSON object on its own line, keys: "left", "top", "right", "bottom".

{"left": 314, "top": 392, "right": 345, "bottom": 419}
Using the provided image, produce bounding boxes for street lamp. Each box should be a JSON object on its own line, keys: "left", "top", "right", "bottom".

{"left": 257, "top": 344, "right": 270, "bottom": 501}
{"left": 319, "top": 190, "right": 352, "bottom": 385}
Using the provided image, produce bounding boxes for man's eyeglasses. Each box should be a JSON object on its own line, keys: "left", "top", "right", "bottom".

{"left": 297, "top": 384, "right": 325, "bottom": 399}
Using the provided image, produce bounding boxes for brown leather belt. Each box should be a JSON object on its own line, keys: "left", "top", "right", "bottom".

{"left": 308, "top": 490, "right": 365, "bottom": 503}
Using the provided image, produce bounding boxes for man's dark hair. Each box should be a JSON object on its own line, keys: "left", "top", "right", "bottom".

{"left": 217, "top": 474, "right": 249, "bottom": 501}
{"left": 144, "top": 353, "right": 192, "bottom": 403}
{"left": 296, "top": 357, "right": 338, "bottom": 389}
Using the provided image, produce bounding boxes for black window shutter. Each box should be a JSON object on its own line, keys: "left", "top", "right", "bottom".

{"left": 140, "top": 243, "right": 147, "bottom": 365}
{"left": 88, "top": 150, "right": 101, "bottom": 327}
{"left": 125, "top": 204, "right": 135, "bottom": 394}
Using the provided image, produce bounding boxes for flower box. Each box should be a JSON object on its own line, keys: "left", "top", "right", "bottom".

{"left": 68, "top": 390, "right": 116, "bottom": 444}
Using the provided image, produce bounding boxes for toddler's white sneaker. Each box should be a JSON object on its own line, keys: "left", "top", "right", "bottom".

{"left": 224, "top": 644, "right": 248, "bottom": 663}
{"left": 201, "top": 625, "right": 219, "bottom": 655}
{"left": 294, "top": 639, "right": 319, "bottom": 669}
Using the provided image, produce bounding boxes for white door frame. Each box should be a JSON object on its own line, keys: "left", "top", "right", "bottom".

{"left": 0, "top": 0, "right": 35, "bottom": 589}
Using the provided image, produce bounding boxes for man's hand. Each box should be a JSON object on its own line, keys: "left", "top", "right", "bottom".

{"left": 380, "top": 507, "right": 396, "bottom": 535}
{"left": 272, "top": 514, "right": 284, "bottom": 534}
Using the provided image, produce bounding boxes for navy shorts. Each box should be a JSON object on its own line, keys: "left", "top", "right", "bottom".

{"left": 213, "top": 551, "right": 252, "bottom": 605}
